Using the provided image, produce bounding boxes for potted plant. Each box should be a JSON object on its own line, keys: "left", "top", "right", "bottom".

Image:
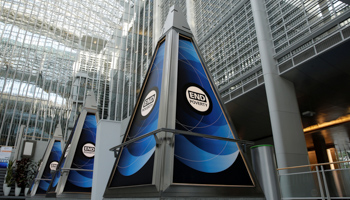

{"left": 15, "top": 158, "right": 29, "bottom": 196}
{"left": 3, "top": 160, "right": 14, "bottom": 196}
{"left": 24, "top": 160, "right": 38, "bottom": 196}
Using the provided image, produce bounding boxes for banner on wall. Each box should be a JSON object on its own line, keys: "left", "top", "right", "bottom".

{"left": 0, "top": 146, "right": 12, "bottom": 168}
{"left": 0, "top": 146, "right": 12, "bottom": 160}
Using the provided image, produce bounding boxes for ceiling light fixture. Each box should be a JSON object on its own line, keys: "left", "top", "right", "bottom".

{"left": 303, "top": 114, "right": 350, "bottom": 133}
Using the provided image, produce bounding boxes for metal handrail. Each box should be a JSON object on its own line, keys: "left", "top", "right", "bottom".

{"left": 109, "top": 128, "right": 254, "bottom": 153}
{"left": 277, "top": 160, "right": 350, "bottom": 170}
{"left": 61, "top": 168, "right": 93, "bottom": 172}
{"left": 34, "top": 178, "right": 51, "bottom": 181}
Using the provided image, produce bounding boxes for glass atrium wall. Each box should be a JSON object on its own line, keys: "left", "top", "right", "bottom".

{"left": 0, "top": 0, "right": 153, "bottom": 145}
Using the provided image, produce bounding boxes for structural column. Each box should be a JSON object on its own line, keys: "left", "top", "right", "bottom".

{"left": 312, "top": 132, "right": 330, "bottom": 169}
{"left": 250, "top": 0, "right": 309, "bottom": 172}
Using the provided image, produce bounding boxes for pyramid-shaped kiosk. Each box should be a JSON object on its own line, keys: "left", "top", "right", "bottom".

{"left": 104, "top": 5, "right": 264, "bottom": 199}
{"left": 45, "top": 91, "right": 99, "bottom": 198}
{"left": 30, "top": 124, "right": 64, "bottom": 196}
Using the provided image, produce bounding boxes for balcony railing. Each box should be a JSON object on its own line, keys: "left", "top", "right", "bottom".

{"left": 278, "top": 161, "right": 350, "bottom": 200}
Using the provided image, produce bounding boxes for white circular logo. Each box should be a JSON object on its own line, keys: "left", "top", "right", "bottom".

{"left": 141, "top": 90, "right": 157, "bottom": 117}
{"left": 49, "top": 161, "right": 59, "bottom": 171}
{"left": 186, "top": 86, "right": 211, "bottom": 113}
{"left": 82, "top": 143, "right": 95, "bottom": 158}
{"left": 64, "top": 144, "right": 71, "bottom": 158}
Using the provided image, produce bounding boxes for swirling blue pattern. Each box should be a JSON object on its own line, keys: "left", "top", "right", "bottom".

{"left": 116, "top": 40, "right": 165, "bottom": 177}
{"left": 37, "top": 141, "right": 62, "bottom": 193}
{"left": 47, "top": 116, "right": 79, "bottom": 193}
{"left": 175, "top": 37, "right": 239, "bottom": 173}
{"left": 65, "top": 113, "right": 97, "bottom": 190}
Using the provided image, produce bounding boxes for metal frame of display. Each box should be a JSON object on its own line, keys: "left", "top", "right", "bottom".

{"left": 46, "top": 91, "right": 99, "bottom": 198}
{"left": 30, "top": 124, "right": 65, "bottom": 196}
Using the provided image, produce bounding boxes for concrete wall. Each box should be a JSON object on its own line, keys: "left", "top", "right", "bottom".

{"left": 11, "top": 139, "right": 48, "bottom": 163}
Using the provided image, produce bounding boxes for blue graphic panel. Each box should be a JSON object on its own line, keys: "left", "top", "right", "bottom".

{"left": 174, "top": 36, "right": 252, "bottom": 185}
{"left": 109, "top": 39, "right": 166, "bottom": 187}
{"left": 47, "top": 115, "right": 79, "bottom": 194}
{"left": 0, "top": 162, "right": 7, "bottom": 168}
{"left": 36, "top": 141, "right": 62, "bottom": 194}
{"left": 64, "top": 113, "right": 97, "bottom": 192}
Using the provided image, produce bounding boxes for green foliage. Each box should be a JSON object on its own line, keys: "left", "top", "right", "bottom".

{"left": 15, "top": 158, "right": 29, "bottom": 188}
{"left": 25, "top": 160, "right": 38, "bottom": 187}
{"left": 13, "top": 158, "right": 39, "bottom": 188}
{"left": 5, "top": 160, "right": 15, "bottom": 186}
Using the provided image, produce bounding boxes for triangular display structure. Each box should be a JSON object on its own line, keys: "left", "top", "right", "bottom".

{"left": 46, "top": 91, "right": 99, "bottom": 198}
{"left": 30, "top": 124, "right": 64, "bottom": 196}
{"left": 104, "top": 5, "right": 264, "bottom": 199}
